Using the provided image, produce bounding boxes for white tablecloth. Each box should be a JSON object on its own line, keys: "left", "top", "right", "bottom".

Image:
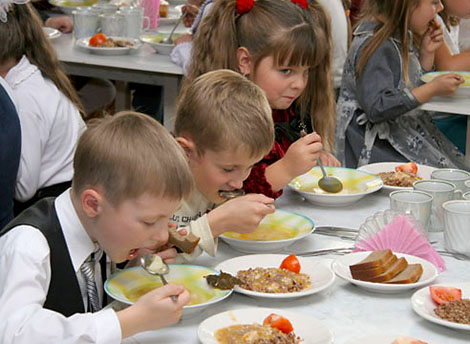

{"left": 123, "top": 188, "right": 470, "bottom": 344}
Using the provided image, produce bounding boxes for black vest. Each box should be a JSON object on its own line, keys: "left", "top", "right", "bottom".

{"left": 0, "top": 198, "right": 106, "bottom": 316}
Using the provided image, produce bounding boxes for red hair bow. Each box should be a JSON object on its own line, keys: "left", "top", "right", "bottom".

{"left": 291, "top": 0, "right": 308, "bottom": 9}
{"left": 236, "top": 0, "right": 255, "bottom": 14}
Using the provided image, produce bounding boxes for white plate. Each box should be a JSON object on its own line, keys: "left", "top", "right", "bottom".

{"left": 43, "top": 27, "right": 61, "bottom": 40}
{"left": 215, "top": 254, "right": 335, "bottom": 299}
{"left": 75, "top": 36, "right": 141, "bottom": 55}
{"left": 140, "top": 33, "right": 177, "bottom": 55}
{"left": 287, "top": 167, "right": 383, "bottom": 207}
{"left": 198, "top": 307, "right": 334, "bottom": 344}
{"left": 357, "top": 162, "right": 437, "bottom": 191}
{"left": 411, "top": 282, "right": 470, "bottom": 331}
{"left": 332, "top": 251, "right": 439, "bottom": 293}
{"left": 104, "top": 265, "right": 232, "bottom": 319}
{"left": 158, "top": 4, "right": 183, "bottom": 25}
{"left": 49, "top": 0, "right": 99, "bottom": 14}
{"left": 346, "top": 334, "right": 434, "bottom": 344}
{"left": 220, "top": 209, "right": 315, "bottom": 253}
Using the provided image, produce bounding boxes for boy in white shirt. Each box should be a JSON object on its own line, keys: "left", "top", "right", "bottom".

{"left": 0, "top": 112, "right": 193, "bottom": 343}
{"left": 170, "top": 70, "right": 276, "bottom": 261}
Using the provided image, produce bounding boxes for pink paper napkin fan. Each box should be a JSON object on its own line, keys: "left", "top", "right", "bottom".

{"left": 353, "top": 210, "right": 446, "bottom": 272}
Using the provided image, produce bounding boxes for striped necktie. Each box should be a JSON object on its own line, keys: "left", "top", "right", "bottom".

{"left": 80, "top": 252, "right": 101, "bottom": 312}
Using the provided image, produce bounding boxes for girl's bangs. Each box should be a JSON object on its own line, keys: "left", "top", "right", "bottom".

{"left": 270, "top": 25, "right": 325, "bottom": 68}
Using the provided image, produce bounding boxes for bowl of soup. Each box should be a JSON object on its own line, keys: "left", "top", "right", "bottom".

{"left": 105, "top": 265, "right": 232, "bottom": 319}
{"left": 421, "top": 71, "right": 470, "bottom": 97}
{"left": 287, "top": 167, "right": 383, "bottom": 207}
{"left": 139, "top": 32, "right": 181, "bottom": 55}
{"left": 220, "top": 209, "right": 315, "bottom": 253}
{"left": 49, "top": 0, "right": 99, "bottom": 14}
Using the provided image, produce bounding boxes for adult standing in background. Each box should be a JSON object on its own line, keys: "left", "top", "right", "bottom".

{"left": 0, "top": 77, "right": 21, "bottom": 228}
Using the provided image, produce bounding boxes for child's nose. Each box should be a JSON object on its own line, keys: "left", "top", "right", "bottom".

{"left": 437, "top": 1, "right": 443, "bottom": 12}
{"left": 292, "top": 74, "right": 307, "bottom": 90}
{"left": 228, "top": 178, "right": 243, "bottom": 190}
{"left": 151, "top": 226, "right": 169, "bottom": 243}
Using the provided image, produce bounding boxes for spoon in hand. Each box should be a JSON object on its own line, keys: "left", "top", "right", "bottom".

{"left": 141, "top": 254, "right": 178, "bottom": 302}
{"left": 317, "top": 159, "right": 343, "bottom": 193}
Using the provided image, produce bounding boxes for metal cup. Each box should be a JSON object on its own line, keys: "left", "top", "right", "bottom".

{"left": 442, "top": 200, "right": 470, "bottom": 257}
{"left": 413, "top": 179, "right": 462, "bottom": 232}
{"left": 390, "top": 190, "right": 433, "bottom": 233}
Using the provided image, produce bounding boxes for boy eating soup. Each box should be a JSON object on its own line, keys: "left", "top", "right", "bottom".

{"left": 0, "top": 112, "right": 193, "bottom": 343}
{"left": 171, "top": 70, "right": 276, "bottom": 261}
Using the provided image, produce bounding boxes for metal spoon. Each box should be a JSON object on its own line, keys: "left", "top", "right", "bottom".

{"left": 140, "top": 254, "right": 178, "bottom": 302}
{"left": 219, "top": 189, "right": 245, "bottom": 199}
{"left": 161, "top": 11, "right": 187, "bottom": 44}
{"left": 317, "top": 159, "right": 343, "bottom": 193}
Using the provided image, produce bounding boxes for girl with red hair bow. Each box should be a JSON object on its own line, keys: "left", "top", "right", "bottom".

{"left": 186, "top": 0, "right": 338, "bottom": 199}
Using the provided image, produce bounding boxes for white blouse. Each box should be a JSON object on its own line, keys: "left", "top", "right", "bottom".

{"left": 5, "top": 56, "right": 86, "bottom": 202}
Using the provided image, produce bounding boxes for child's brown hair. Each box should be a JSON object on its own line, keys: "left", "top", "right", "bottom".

{"left": 0, "top": 3, "right": 84, "bottom": 116}
{"left": 175, "top": 69, "right": 274, "bottom": 158}
{"left": 73, "top": 112, "right": 194, "bottom": 205}
{"left": 187, "top": 0, "right": 335, "bottom": 151}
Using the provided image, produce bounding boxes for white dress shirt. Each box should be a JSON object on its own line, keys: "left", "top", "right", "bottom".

{"left": 0, "top": 190, "right": 121, "bottom": 344}
{"left": 4, "top": 56, "right": 86, "bottom": 202}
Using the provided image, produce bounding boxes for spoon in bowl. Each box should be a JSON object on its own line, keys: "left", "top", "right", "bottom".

{"left": 140, "top": 254, "right": 178, "bottom": 302}
{"left": 317, "top": 159, "right": 343, "bottom": 193}
{"left": 161, "top": 11, "right": 187, "bottom": 44}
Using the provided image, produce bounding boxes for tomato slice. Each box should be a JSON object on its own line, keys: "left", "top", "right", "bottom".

{"left": 395, "top": 162, "right": 418, "bottom": 175}
{"left": 429, "top": 286, "right": 462, "bottom": 305}
{"left": 89, "top": 33, "right": 107, "bottom": 47}
{"left": 280, "top": 254, "right": 301, "bottom": 273}
{"left": 263, "top": 313, "right": 294, "bottom": 334}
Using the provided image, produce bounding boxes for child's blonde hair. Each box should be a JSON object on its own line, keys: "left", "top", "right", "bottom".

{"left": 73, "top": 112, "right": 194, "bottom": 205}
{"left": 175, "top": 69, "right": 274, "bottom": 158}
{"left": 357, "top": 0, "right": 421, "bottom": 83}
{"left": 0, "top": 3, "right": 84, "bottom": 116}
{"left": 187, "top": 0, "right": 335, "bottom": 151}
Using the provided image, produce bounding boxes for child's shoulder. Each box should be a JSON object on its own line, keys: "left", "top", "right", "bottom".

{"left": 1, "top": 225, "right": 49, "bottom": 260}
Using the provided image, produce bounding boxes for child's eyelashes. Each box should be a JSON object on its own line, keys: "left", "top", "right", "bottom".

{"left": 280, "top": 69, "right": 292, "bottom": 75}
{"left": 223, "top": 168, "right": 235, "bottom": 173}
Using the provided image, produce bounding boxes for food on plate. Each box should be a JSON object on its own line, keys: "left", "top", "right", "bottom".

{"left": 89, "top": 33, "right": 107, "bottom": 46}
{"left": 377, "top": 171, "right": 421, "bottom": 187}
{"left": 395, "top": 162, "right": 418, "bottom": 175}
{"left": 223, "top": 223, "right": 299, "bottom": 241}
{"left": 385, "top": 264, "right": 423, "bottom": 284}
{"left": 349, "top": 250, "right": 423, "bottom": 283}
{"left": 168, "top": 226, "right": 200, "bottom": 254}
{"left": 236, "top": 267, "right": 310, "bottom": 293}
{"left": 159, "top": 0, "right": 169, "bottom": 17}
{"left": 434, "top": 299, "right": 470, "bottom": 324}
{"left": 215, "top": 313, "right": 302, "bottom": 344}
{"left": 392, "top": 336, "right": 429, "bottom": 344}
{"left": 205, "top": 271, "right": 243, "bottom": 290}
{"left": 263, "top": 313, "right": 293, "bottom": 334}
{"left": 280, "top": 254, "right": 301, "bottom": 274}
{"left": 88, "top": 33, "right": 134, "bottom": 48}
{"left": 349, "top": 249, "right": 394, "bottom": 271}
{"left": 430, "top": 286, "right": 462, "bottom": 305}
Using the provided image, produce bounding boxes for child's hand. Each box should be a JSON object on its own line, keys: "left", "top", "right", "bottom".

{"left": 119, "top": 284, "right": 190, "bottom": 337}
{"left": 281, "top": 132, "right": 323, "bottom": 179}
{"left": 430, "top": 73, "right": 465, "bottom": 96}
{"left": 208, "top": 194, "right": 275, "bottom": 237}
{"left": 421, "top": 20, "right": 444, "bottom": 55}
{"left": 318, "top": 151, "right": 341, "bottom": 167}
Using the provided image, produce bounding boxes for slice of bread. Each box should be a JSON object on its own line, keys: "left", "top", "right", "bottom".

{"left": 361, "top": 257, "right": 408, "bottom": 283}
{"left": 385, "top": 264, "right": 423, "bottom": 284}
{"left": 349, "top": 249, "right": 394, "bottom": 272}
{"left": 168, "top": 227, "right": 200, "bottom": 254}
{"left": 350, "top": 254, "right": 398, "bottom": 280}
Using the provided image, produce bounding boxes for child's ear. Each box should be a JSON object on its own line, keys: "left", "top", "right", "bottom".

{"left": 237, "top": 47, "right": 253, "bottom": 76}
{"left": 81, "top": 189, "right": 103, "bottom": 218}
{"left": 176, "top": 136, "right": 198, "bottom": 160}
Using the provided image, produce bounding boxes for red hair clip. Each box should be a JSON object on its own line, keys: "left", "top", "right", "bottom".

{"left": 236, "top": 0, "right": 255, "bottom": 14}
{"left": 291, "top": 0, "right": 308, "bottom": 9}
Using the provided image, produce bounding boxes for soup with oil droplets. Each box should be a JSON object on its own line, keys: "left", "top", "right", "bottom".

{"left": 124, "top": 279, "right": 215, "bottom": 305}
{"left": 223, "top": 223, "right": 298, "bottom": 241}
